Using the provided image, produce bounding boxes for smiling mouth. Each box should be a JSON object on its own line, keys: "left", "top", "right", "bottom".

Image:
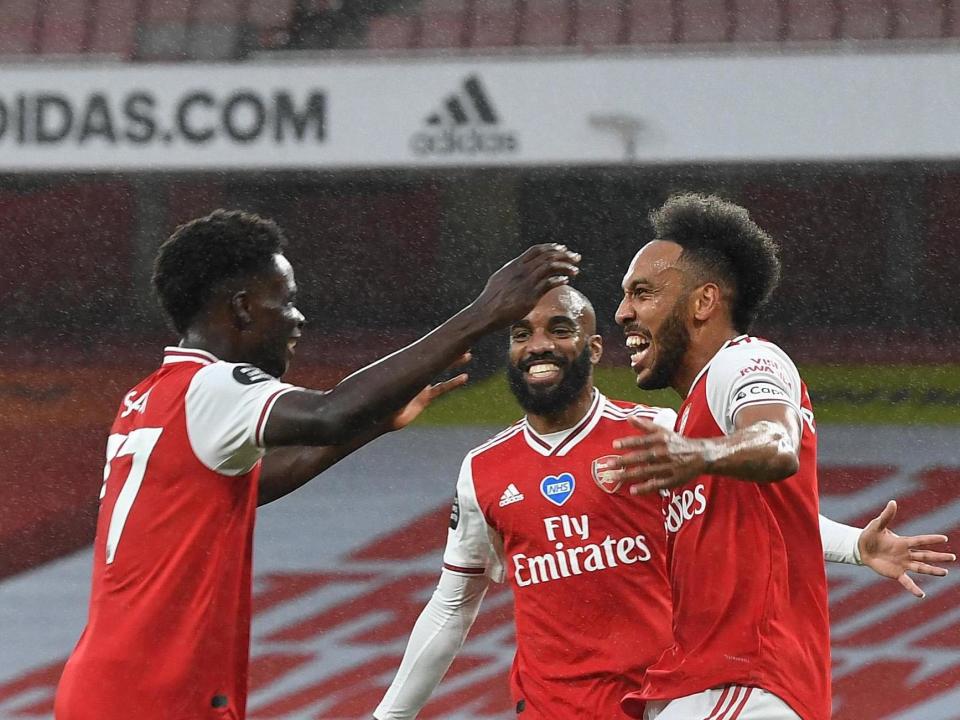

{"left": 625, "top": 334, "right": 651, "bottom": 370}
{"left": 521, "top": 361, "right": 565, "bottom": 384}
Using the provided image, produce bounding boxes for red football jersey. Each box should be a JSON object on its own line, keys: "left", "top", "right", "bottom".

{"left": 55, "top": 348, "right": 298, "bottom": 720}
{"left": 622, "top": 336, "right": 830, "bottom": 720}
{"left": 443, "top": 390, "right": 676, "bottom": 718}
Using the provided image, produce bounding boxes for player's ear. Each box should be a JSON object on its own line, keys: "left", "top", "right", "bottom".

{"left": 691, "top": 282, "right": 722, "bottom": 322}
{"left": 589, "top": 334, "right": 603, "bottom": 364}
{"left": 230, "top": 291, "right": 254, "bottom": 329}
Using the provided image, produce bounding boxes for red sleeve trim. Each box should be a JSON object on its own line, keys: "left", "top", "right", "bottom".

{"left": 443, "top": 563, "right": 486, "bottom": 575}
{"left": 255, "top": 388, "right": 293, "bottom": 448}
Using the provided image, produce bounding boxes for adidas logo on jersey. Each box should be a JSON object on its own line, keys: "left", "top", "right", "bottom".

{"left": 499, "top": 483, "right": 525, "bottom": 507}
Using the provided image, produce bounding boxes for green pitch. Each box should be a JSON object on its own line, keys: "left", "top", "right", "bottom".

{"left": 417, "top": 365, "right": 960, "bottom": 426}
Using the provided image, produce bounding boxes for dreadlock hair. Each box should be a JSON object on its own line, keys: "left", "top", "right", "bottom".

{"left": 152, "top": 209, "right": 288, "bottom": 334}
{"left": 650, "top": 193, "right": 781, "bottom": 333}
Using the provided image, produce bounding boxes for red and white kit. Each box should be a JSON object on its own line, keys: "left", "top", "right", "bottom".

{"left": 55, "top": 347, "right": 300, "bottom": 720}
{"left": 376, "top": 391, "right": 677, "bottom": 719}
{"left": 622, "top": 336, "right": 830, "bottom": 720}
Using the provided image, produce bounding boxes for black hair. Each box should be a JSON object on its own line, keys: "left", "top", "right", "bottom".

{"left": 152, "top": 209, "right": 288, "bottom": 334}
{"left": 650, "top": 193, "right": 781, "bottom": 333}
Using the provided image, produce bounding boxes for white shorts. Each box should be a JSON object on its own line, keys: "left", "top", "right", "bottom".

{"left": 644, "top": 685, "right": 800, "bottom": 720}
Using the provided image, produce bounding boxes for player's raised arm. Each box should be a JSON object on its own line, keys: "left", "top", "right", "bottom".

{"left": 263, "top": 243, "right": 579, "bottom": 447}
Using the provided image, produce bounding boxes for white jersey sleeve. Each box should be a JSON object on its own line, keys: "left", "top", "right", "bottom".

{"left": 442, "top": 454, "right": 505, "bottom": 583}
{"left": 819, "top": 514, "right": 863, "bottom": 565}
{"left": 185, "top": 362, "right": 300, "bottom": 476}
{"left": 705, "top": 340, "right": 802, "bottom": 435}
{"left": 373, "top": 570, "right": 490, "bottom": 719}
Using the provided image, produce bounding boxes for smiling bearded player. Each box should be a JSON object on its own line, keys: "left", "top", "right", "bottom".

{"left": 374, "top": 285, "right": 677, "bottom": 719}
{"left": 611, "top": 194, "right": 954, "bottom": 720}
{"left": 371, "top": 284, "right": 949, "bottom": 720}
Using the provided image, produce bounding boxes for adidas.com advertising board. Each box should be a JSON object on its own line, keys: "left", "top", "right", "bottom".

{"left": 5, "top": 50, "right": 960, "bottom": 170}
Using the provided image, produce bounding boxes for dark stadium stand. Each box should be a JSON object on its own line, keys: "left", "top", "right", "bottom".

{"left": 0, "top": 0, "right": 956, "bottom": 60}
{"left": 88, "top": 0, "right": 140, "bottom": 56}
{"left": 573, "top": 0, "right": 622, "bottom": 47}
{"left": 470, "top": 0, "right": 518, "bottom": 47}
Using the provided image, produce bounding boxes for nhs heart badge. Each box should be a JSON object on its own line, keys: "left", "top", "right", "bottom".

{"left": 540, "top": 472, "right": 576, "bottom": 506}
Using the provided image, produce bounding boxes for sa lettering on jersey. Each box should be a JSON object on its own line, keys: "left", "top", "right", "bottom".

{"left": 120, "top": 388, "right": 151, "bottom": 418}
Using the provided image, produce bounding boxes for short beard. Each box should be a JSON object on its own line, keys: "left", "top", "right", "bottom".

{"left": 507, "top": 345, "right": 593, "bottom": 417}
{"left": 638, "top": 297, "right": 690, "bottom": 391}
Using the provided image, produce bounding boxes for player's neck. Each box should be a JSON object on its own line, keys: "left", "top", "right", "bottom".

{"left": 178, "top": 329, "right": 236, "bottom": 364}
{"left": 526, "top": 387, "right": 595, "bottom": 435}
{"left": 673, "top": 326, "right": 740, "bottom": 398}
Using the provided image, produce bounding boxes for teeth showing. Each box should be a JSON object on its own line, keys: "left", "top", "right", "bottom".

{"left": 528, "top": 363, "right": 558, "bottom": 377}
{"left": 626, "top": 336, "right": 649, "bottom": 349}
{"left": 287, "top": 340, "right": 297, "bottom": 350}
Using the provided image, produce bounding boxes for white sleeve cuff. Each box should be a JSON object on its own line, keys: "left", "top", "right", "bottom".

{"left": 819, "top": 514, "right": 863, "bottom": 565}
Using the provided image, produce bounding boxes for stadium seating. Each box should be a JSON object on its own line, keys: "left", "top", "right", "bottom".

{"left": 39, "top": 0, "right": 89, "bottom": 54}
{"left": 469, "top": 0, "right": 519, "bottom": 47}
{"left": 367, "top": 13, "right": 417, "bottom": 49}
{"left": 247, "top": 0, "right": 297, "bottom": 49}
{"left": 680, "top": 0, "right": 728, "bottom": 43}
{"left": 88, "top": 0, "right": 139, "bottom": 57}
{"left": 519, "top": 0, "right": 572, "bottom": 47}
{"left": 785, "top": 0, "right": 837, "bottom": 41}
{"left": 840, "top": 0, "right": 893, "bottom": 40}
{"left": 140, "top": 0, "right": 192, "bottom": 60}
{"left": 573, "top": 0, "right": 624, "bottom": 48}
{"left": 0, "top": 0, "right": 39, "bottom": 56}
{"left": 626, "top": 0, "right": 675, "bottom": 44}
{"left": 732, "top": 0, "right": 783, "bottom": 42}
{"left": 896, "top": 0, "right": 947, "bottom": 38}
{"left": 0, "top": 0, "right": 957, "bottom": 59}
{"left": 190, "top": 0, "right": 243, "bottom": 59}
{"left": 418, "top": 0, "right": 466, "bottom": 48}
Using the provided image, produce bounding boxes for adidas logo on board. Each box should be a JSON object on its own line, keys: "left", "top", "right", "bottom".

{"left": 410, "top": 74, "right": 518, "bottom": 157}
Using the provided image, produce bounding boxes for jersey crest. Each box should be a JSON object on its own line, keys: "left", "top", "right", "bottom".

{"left": 591, "top": 455, "right": 622, "bottom": 494}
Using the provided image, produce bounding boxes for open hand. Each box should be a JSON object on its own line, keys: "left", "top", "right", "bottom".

{"left": 858, "top": 500, "right": 955, "bottom": 599}
{"left": 474, "top": 244, "right": 580, "bottom": 327}
{"left": 611, "top": 416, "right": 708, "bottom": 495}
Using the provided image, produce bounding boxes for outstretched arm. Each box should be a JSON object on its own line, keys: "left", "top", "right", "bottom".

{"left": 265, "top": 245, "right": 579, "bottom": 448}
{"left": 374, "top": 571, "right": 490, "bottom": 719}
{"left": 258, "top": 369, "right": 468, "bottom": 505}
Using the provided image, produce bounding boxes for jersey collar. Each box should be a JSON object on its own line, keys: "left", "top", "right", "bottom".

{"left": 522, "top": 388, "right": 604, "bottom": 457}
{"left": 162, "top": 346, "right": 218, "bottom": 366}
{"left": 685, "top": 334, "right": 751, "bottom": 396}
